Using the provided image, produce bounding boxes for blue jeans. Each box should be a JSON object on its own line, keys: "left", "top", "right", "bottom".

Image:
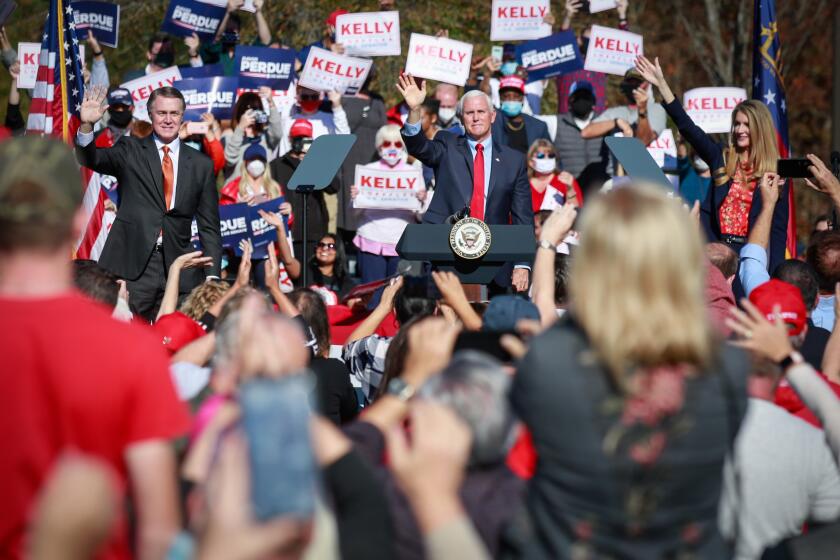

{"left": 358, "top": 251, "right": 400, "bottom": 307}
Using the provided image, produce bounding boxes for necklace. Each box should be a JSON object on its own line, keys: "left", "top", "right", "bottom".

{"left": 506, "top": 119, "right": 525, "bottom": 131}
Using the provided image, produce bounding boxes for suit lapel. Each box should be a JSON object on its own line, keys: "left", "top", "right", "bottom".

{"left": 456, "top": 135, "right": 475, "bottom": 206}
{"left": 175, "top": 145, "right": 192, "bottom": 210}
{"left": 142, "top": 135, "right": 167, "bottom": 211}
{"left": 488, "top": 139, "right": 503, "bottom": 202}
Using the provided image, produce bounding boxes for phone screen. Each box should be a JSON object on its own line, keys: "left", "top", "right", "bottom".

{"left": 454, "top": 331, "right": 518, "bottom": 363}
{"left": 777, "top": 158, "right": 812, "bottom": 179}
{"left": 491, "top": 45, "right": 504, "bottom": 62}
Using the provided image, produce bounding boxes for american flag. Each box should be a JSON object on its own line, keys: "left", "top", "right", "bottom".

{"left": 752, "top": 0, "right": 795, "bottom": 257}
{"left": 27, "top": 0, "right": 110, "bottom": 259}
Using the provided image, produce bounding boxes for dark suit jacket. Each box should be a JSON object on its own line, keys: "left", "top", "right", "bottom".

{"left": 491, "top": 112, "right": 551, "bottom": 153}
{"left": 402, "top": 130, "right": 532, "bottom": 227}
{"left": 76, "top": 134, "right": 222, "bottom": 290}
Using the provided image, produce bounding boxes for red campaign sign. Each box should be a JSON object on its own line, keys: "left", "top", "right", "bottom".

{"left": 490, "top": 0, "right": 552, "bottom": 41}
{"left": 496, "top": 5, "right": 548, "bottom": 17}
{"left": 353, "top": 165, "right": 424, "bottom": 211}
{"left": 298, "top": 46, "right": 372, "bottom": 94}
{"left": 683, "top": 87, "right": 748, "bottom": 134}
{"left": 405, "top": 33, "right": 474, "bottom": 86}
{"left": 359, "top": 175, "right": 420, "bottom": 190}
{"left": 583, "top": 25, "right": 643, "bottom": 76}
{"left": 335, "top": 11, "right": 401, "bottom": 57}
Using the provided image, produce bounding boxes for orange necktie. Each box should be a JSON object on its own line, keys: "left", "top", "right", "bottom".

{"left": 162, "top": 145, "right": 174, "bottom": 210}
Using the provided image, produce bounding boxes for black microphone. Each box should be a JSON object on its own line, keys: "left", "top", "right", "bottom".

{"left": 446, "top": 206, "right": 470, "bottom": 224}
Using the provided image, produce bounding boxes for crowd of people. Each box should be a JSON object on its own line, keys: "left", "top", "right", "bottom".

{"left": 3, "top": 0, "right": 840, "bottom": 559}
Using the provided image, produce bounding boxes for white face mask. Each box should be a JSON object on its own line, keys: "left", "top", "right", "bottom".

{"left": 246, "top": 159, "right": 266, "bottom": 178}
{"left": 379, "top": 147, "right": 403, "bottom": 166}
{"left": 438, "top": 107, "right": 456, "bottom": 124}
{"left": 531, "top": 157, "right": 556, "bottom": 174}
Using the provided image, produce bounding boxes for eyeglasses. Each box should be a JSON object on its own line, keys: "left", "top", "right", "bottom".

{"left": 317, "top": 242, "right": 336, "bottom": 250}
{"left": 380, "top": 140, "right": 403, "bottom": 149}
{"left": 300, "top": 94, "right": 320, "bottom": 101}
{"left": 535, "top": 152, "right": 555, "bottom": 159}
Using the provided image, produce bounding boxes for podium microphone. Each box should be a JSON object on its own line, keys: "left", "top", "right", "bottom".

{"left": 446, "top": 206, "right": 470, "bottom": 224}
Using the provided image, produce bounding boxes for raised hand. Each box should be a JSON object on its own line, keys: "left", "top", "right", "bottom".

{"left": 634, "top": 56, "right": 673, "bottom": 103}
{"left": 632, "top": 85, "right": 648, "bottom": 108}
{"left": 726, "top": 300, "right": 793, "bottom": 363}
{"left": 237, "top": 108, "right": 256, "bottom": 131}
{"left": 759, "top": 172, "right": 781, "bottom": 208}
{"left": 616, "top": 0, "right": 629, "bottom": 19}
{"left": 378, "top": 275, "right": 404, "bottom": 310}
{"left": 327, "top": 89, "right": 343, "bottom": 108}
{"left": 805, "top": 154, "right": 840, "bottom": 201}
{"left": 173, "top": 250, "right": 214, "bottom": 270}
{"left": 235, "top": 239, "right": 253, "bottom": 288}
{"left": 86, "top": 30, "right": 101, "bottom": 53}
{"left": 79, "top": 85, "right": 108, "bottom": 126}
{"left": 396, "top": 73, "right": 427, "bottom": 111}
{"left": 256, "top": 208, "right": 284, "bottom": 229}
{"left": 226, "top": 0, "right": 244, "bottom": 12}
{"left": 540, "top": 204, "right": 578, "bottom": 246}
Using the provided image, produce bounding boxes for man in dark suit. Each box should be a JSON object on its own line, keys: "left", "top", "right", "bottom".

{"left": 397, "top": 74, "right": 531, "bottom": 291}
{"left": 76, "top": 85, "right": 222, "bottom": 321}
{"left": 491, "top": 75, "right": 551, "bottom": 154}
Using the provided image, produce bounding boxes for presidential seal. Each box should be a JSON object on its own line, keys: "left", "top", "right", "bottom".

{"left": 449, "top": 217, "right": 491, "bottom": 260}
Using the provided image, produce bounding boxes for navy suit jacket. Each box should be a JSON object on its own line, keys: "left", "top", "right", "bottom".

{"left": 402, "top": 129, "right": 532, "bottom": 227}
{"left": 491, "top": 113, "right": 551, "bottom": 153}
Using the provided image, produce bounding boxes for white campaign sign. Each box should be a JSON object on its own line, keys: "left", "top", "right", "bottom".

{"left": 353, "top": 165, "right": 424, "bottom": 211}
{"left": 201, "top": 0, "right": 255, "bottom": 12}
{"left": 120, "top": 66, "right": 183, "bottom": 122}
{"left": 589, "top": 0, "right": 618, "bottom": 13}
{"left": 335, "top": 11, "right": 401, "bottom": 57}
{"left": 404, "top": 33, "right": 473, "bottom": 87}
{"left": 17, "top": 42, "right": 41, "bottom": 89}
{"left": 490, "top": 0, "right": 551, "bottom": 41}
{"left": 683, "top": 87, "right": 747, "bottom": 133}
{"left": 583, "top": 25, "right": 643, "bottom": 76}
{"left": 646, "top": 128, "right": 677, "bottom": 168}
{"left": 298, "top": 47, "right": 372, "bottom": 95}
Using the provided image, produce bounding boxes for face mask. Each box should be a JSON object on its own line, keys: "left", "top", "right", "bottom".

{"left": 570, "top": 97, "right": 594, "bottom": 118}
{"left": 221, "top": 31, "right": 240, "bottom": 47}
{"left": 438, "top": 107, "right": 456, "bottom": 125}
{"left": 379, "top": 147, "right": 403, "bottom": 166}
{"left": 291, "top": 137, "right": 313, "bottom": 154}
{"left": 500, "top": 101, "right": 523, "bottom": 118}
{"left": 108, "top": 108, "right": 132, "bottom": 128}
{"left": 620, "top": 80, "right": 642, "bottom": 103}
{"left": 152, "top": 51, "right": 174, "bottom": 68}
{"left": 246, "top": 159, "right": 266, "bottom": 178}
{"left": 299, "top": 99, "right": 321, "bottom": 113}
{"left": 501, "top": 62, "right": 518, "bottom": 76}
{"left": 531, "top": 157, "right": 556, "bottom": 174}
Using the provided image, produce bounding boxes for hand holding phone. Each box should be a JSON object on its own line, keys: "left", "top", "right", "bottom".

{"left": 186, "top": 121, "right": 209, "bottom": 135}
{"left": 777, "top": 158, "right": 812, "bottom": 179}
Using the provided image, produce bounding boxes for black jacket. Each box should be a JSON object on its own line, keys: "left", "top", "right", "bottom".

{"left": 270, "top": 152, "right": 338, "bottom": 244}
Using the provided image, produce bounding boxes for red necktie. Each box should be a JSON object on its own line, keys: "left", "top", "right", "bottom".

{"left": 162, "top": 146, "right": 174, "bottom": 210}
{"left": 470, "top": 143, "right": 485, "bottom": 221}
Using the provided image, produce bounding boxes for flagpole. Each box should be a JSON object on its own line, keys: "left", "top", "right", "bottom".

{"left": 55, "top": 0, "right": 70, "bottom": 142}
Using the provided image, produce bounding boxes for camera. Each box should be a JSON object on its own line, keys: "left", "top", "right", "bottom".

{"left": 252, "top": 110, "right": 269, "bottom": 125}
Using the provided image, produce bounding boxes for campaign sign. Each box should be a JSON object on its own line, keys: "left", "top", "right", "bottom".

{"left": 249, "top": 197, "right": 290, "bottom": 248}
{"left": 233, "top": 45, "right": 296, "bottom": 90}
{"left": 353, "top": 165, "right": 424, "bottom": 211}
{"left": 72, "top": 1, "right": 120, "bottom": 48}
{"left": 404, "top": 33, "right": 474, "bottom": 87}
{"left": 218, "top": 204, "right": 251, "bottom": 253}
{"left": 589, "top": 0, "right": 618, "bottom": 13}
{"left": 335, "top": 11, "right": 401, "bottom": 57}
{"left": 490, "top": 0, "right": 551, "bottom": 41}
{"left": 179, "top": 63, "right": 224, "bottom": 79}
{"left": 298, "top": 47, "right": 372, "bottom": 95}
{"left": 17, "top": 42, "right": 40, "bottom": 89}
{"left": 201, "top": 0, "right": 256, "bottom": 12}
{"left": 174, "top": 76, "right": 238, "bottom": 121}
{"left": 683, "top": 87, "right": 747, "bottom": 134}
{"left": 646, "top": 128, "right": 677, "bottom": 168}
{"left": 516, "top": 31, "right": 583, "bottom": 82}
{"left": 161, "top": 0, "right": 225, "bottom": 40}
{"left": 583, "top": 25, "right": 643, "bottom": 76}
{"left": 120, "top": 66, "right": 183, "bottom": 122}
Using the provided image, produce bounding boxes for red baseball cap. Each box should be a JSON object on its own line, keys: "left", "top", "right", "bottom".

{"left": 326, "top": 9, "right": 348, "bottom": 27}
{"left": 290, "top": 118, "right": 314, "bottom": 138}
{"left": 499, "top": 75, "right": 525, "bottom": 94}
{"left": 748, "top": 279, "right": 807, "bottom": 336}
{"left": 153, "top": 311, "right": 206, "bottom": 354}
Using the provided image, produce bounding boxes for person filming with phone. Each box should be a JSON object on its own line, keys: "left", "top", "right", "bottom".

{"left": 223, "top": 88, "right": 284, "bottom": 179}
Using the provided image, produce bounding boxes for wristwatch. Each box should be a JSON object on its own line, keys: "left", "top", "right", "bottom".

{"left": 386, "top": 378, "right": 416, "bottom": 402}
{"left": 537, "top": 240, "right": 557, "bottom": 252}
{"left": 777, "top": 350, "right": 804, "bottom": 371}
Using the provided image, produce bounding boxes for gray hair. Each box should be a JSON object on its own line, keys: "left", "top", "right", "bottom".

{"left": 418, "top": 350, "right": 515, "bottom": 467}
{"left": 456, "top": 90, "right": 495, "bottom": 119}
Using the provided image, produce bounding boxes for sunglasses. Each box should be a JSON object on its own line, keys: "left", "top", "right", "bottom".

{"left": 300, "top": 94, "right": 320, "bottom": 101}
{"left": 380, "top": 140, "right": 403, "bottom": 149}
{"left": 535, "top": 152, "right": 555, "bottom": 159}
{"left": 317, "top": 242, "right": 337, "bottom": 250}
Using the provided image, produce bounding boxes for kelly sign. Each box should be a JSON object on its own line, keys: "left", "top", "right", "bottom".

{"left": 161, "top": 0, "right": 225, "bottom": 40}
{"left": 353, "top": 165, "right": 424, "bottom": 211}
{"left": 234, "top": 45, "right": 296, "bottom": 90}
{"left": 490, "top": 0, "right": 551, "bottom": 41}
{"left": 298, "top": 46, "right": 372, "bottom": 95}
{"left": 646, "top": 128, "right": 677, "bottom": 168}
{"left": 405, "top": 33, "right": 473, "bottom": 87}
{"left": 588, "top": 0, "right": 618, "bottom": 13}
{"left": 173, "top": 76, "right": 239, "bottom": 121}
{"left": 17, "top": 42, "right": 41, "bottom": 89}
{"left": 583, "top": 25, "right": 643, "bottom": 76}
{"left": 335, "top": 11, "right": 401, "bottom": 57}
{"left": 516, "top": 31, "right": 583, "bottom": 82}
{"left": 683, "top": 87, "right": 747, "bottom": 133}
{"left": 120, "top": 66, "right": 183, "bottom": 122}
{"left": 72, "top": 1, "right": 120, "bottom": 48}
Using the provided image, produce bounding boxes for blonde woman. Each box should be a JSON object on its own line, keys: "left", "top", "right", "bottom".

{"left": 511, "top": 186, "right": 748, "bottom": 558}
{"left": 635, "top": 55, "right": 786, "bottom": 274}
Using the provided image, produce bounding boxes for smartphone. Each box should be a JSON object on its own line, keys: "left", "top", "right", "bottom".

{"left": 491, "top": 45, "right": 504, "bottom": 63}
{"left": 239, "top": 376, "right": 317, "bottom": 521}
{"left": 454, "top": 330, "right": 519, "bottom": 363}
{"left": 579, "top": 0, "right": 591, "bottom": 14}
{"left": 777, "top": 158, "right": 812, "bottom": 179}
{"left": 186, "top": 121, "right": 209, "bottom": 135}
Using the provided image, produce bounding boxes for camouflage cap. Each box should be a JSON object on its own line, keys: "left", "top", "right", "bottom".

{"left": 0, "top": 136, "right": 82, "bottom": 222}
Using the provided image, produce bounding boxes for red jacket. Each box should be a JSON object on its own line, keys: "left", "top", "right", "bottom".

{"left": 219, "top": 177, "right": 295, "bottom": 227}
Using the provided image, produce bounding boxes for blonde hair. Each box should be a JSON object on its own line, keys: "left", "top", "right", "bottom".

{"left": 236, "top": 157, "right": 282, "bottom": 200}
{"left": 722, "top": 100, "right": 779, "bottom": 181}
{"left": 526, "top": 139, "right": 556, "bottom": 179}
{"left": 374, "top": 124, "right": 403, "bottom": 148}
{"left": 179, "top": 280, "right": 229, "bottom": 321}
{"left": 569, "top": 185, "right": 712, "bottom": 386}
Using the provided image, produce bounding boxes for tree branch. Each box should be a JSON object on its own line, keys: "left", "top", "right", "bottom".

{"left": 674, "top": 0, "right": 722, "bottom": 84}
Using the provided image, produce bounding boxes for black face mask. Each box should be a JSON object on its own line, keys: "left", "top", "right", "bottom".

{"left": 221, "top": 31, "right": 240, "bottom": 47}
{"left": 152, "top": 51, "right": 174, "bottom": 68}
{"left": 108, "top": 108, "right": 133, "bottom": 128}
{"left": 570, "top": 97, "right": 594, "bottom": 118}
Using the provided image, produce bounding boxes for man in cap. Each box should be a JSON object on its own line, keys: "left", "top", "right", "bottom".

{"left": 0, "top": 136, "right": 190, "bottom": 560}
{"left": 275, "top": 85, "right": 349, "bottom": 158}
{"left": 490, "top": 75, "right": 550, "bottom": 154}
{"left": 103, "top": 87, "right": 135, "bottom": 139}
{"left": 550, "top": 80, "right": 608, "bottom": 178}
